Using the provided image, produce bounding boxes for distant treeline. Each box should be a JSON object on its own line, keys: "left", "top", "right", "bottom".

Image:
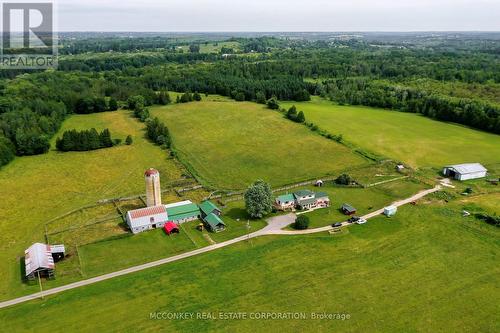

{"left": 56, "top": 128, "right": 115, "bottom": 152}
{"left": 323, "top": 78, "right": 500, "bottom": 134}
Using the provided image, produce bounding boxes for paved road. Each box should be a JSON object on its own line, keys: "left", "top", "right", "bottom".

{"left": 0, "top": 186, "right": 440, "bottom": 310}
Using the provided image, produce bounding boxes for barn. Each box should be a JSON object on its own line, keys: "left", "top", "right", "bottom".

{"left": 126, "top": 205, "right": 169, "bottom": 234}
{"left": 24, "top": 243, "right": 55, "bottom": 280}
{"left": 165, "top": 200, "right": 200, "bottom": 224}
{"left": 443, "top": 163, "right": 488, "bottom": 181}
{"left": 341, "top": 203, "right": 357, "bottom": 215}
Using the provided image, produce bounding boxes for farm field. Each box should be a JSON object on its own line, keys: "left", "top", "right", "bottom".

{"left": 0, "top": 110, "right": 185, "bottom": 300}
{"left": 282, "top": 98, "right": 500, "bottom": 168}
{"left": 1, "top": 200, "right": 498, "bottom": 332}
{"left": 150, "top": 99, "right": 368, "bottom": 189}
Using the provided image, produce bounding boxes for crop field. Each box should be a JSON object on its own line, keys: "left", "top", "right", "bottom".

{"left": 282, "top": 98, "right": 500, "bottom": 168}
{"left": 150, "top": 99, "right": 368, "bottom": 189}
{"left": 1, "top": 199, "right": 498, "bottom": 332}
{"left": 0, "top": 110, "right": 186, "bottom": 300}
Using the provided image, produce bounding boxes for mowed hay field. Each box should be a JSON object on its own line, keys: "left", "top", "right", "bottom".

{"left": 0, "top": 110, "right": 183, "bottom": 300}
{"left": 1, "top": 200, "right": 498, "bottom": 332}
{"left": 150, "top": 99, "right": 368, "bottom": 189}
{"left": 283, "top": 98, "right": 500, "bottom": 168}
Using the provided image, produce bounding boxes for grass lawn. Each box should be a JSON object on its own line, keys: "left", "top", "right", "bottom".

{"left": 1, "top": 200, "right": 498, "bottom": 332}
{"left": 282, "top": 98, "right": 500, "bottom": 168}
{"left": 150, "top": 98, "right": 368, "bottom": 189}
{"left": 0, "top": 110, "right": 185, "bottom": 301}
{"left": 286, "top": 179, "right": 429, "bottom": 229}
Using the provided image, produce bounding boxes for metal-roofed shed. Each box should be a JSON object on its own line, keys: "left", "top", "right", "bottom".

{"left": 443, "top": 163, "right": 487, "bottom": 181}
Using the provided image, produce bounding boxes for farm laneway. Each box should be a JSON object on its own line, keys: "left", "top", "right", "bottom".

{"left": 0, "top": 186, "right": 440, "bottom": 310}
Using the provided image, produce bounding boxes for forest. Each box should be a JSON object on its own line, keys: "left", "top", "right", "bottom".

{"left": 0, "top": 34, "right": 499, "bottom": 167}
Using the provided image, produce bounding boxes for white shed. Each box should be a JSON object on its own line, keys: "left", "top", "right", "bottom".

{"left": 384, "top": 205, "right": 397, "bottom": 217}
{"left": 443, "top": 163, "right": 487, "bottom": 181}
{"left": 126, "top": 205, "right": 169, "bottom": 234}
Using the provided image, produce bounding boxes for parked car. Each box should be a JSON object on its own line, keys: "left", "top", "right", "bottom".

{"left": 332, "top": 222, "right": 342, "bottom": 228}
{"left": 348, "top": 216, "right": 360, "bottom": 223}
{"left": 356, "top": 218, "right": 367, "bottom": 225}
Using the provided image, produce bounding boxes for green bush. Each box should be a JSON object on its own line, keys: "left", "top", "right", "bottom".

{"left": 294, "top": 215, "right": 310, "bottom": 230}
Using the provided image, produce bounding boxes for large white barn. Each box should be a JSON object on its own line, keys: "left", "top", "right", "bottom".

{"left": 443, "top": 163, "right": 488, "bottom": 181}
{"left": 126, "top": 205, "right": 170, "bottom": 234}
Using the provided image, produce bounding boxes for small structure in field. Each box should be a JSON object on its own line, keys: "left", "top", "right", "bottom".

{"left": 50, "top": 244, "right": 66, "bottom": 262}
{"left": 163, "top": 222, "right": 180, "bottom": 235}
{"left": 341, "top": 203, "right": 357, "bottom": 215}
{"left": 126, "top": 205, "right": 170, "bottom": 234}
{"left": 315, "top": 180, "right": 324, "bottom": 187}
{"left": 396, "top": 164, "right": 405, "bottom": 172}
{"left": 384, "top": 205, "right": 397, "bottom": 217}
{"left": 442, "top": 163, "right": 487, "bottom": 181}
{"left": 25, "top": 243, "right": 55, "bottom": 280}
{"left": 165, "top": 200, "right": 200, "bottom": 224}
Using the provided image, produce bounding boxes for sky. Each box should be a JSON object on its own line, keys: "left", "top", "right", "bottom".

{"left": 54, "top": 0, "right": 500, "bottom": 31}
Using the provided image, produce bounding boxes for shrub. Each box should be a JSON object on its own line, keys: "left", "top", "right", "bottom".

{"left": 335, "top": 174, "right": 352, "bottom": 185}
{"left": 294, "top": 215, "right": 310, "bottom": 230}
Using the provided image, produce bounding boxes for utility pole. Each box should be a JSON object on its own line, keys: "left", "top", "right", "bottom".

{"left": 37, "top": 271, "right": 43, "bottom": 299}
{"left": 247, "top": 220, "right": 252, "bottom": 247}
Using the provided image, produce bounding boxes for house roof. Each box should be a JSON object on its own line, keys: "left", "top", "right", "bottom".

{"left": 204, "top": 213, "right": 226, "bottom": 229}
{"left": 199, "top": 200, "right": 220, "bottom": 216}
{"left": 297, "top": 197, "right": 317, "bottom": 206}
{"left": 166, "top": 202, "right": 200, "bottom": 220}
{"left": 315, "top": 192, "right": 329, "bottom": 199}
{"left": 276, "top": 193, "right": 295, "bottom": 203}
{"left": 342, "top": 203, "right": 356, "bottom": 213}
{"left": 129, "top": 205, "right": 167, "bottom": 219}
{"left": 25, "top": 243, "right": 54, "bottom": 276}
{"left": 294, "top": 189, "right": 315, "bottom": 198}
{"left": 445, "top": 163, "right": 487, "bottom": 175}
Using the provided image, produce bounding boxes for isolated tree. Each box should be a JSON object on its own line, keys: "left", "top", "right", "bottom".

{"left": 296, "top": 111, "right": 305, "bottom": 123}
{"left": 125, "top": 135, "right": 133, "bottom": 145}
{"left": 286, "top": 105, "right": 298, "bottom": 120}
{"left": 267, "top": 97, "right": 279, "bottom": 110}
{"left": 335, "top": 174, "right": 352, "bottom": 185}
{"left": 193, "top": 92, "right": 202, "bottom": 101}
{"left": 158, "top": 91, "right": 171, "bottom": 105}
{"left": 256, "top": 91, "right": 266, "bottom": 104}
{"left": 294, "top": 215, "right": 310, "bottom": 230}
{"left": 244, "top": 180, "right": 273, "bottom": 219}
{"left": 108, "top": 98, "right": 118, "bottom": 111}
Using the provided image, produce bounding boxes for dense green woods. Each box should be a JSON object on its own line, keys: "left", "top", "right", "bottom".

{"left": 0, "top": 34, "right": 499, "bottom": 167}
{"left": 55, "top": 128, "right": 115, "bottom": 152}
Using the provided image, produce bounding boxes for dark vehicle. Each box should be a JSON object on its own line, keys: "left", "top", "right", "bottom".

{"left": 348, "top": 216, "right": 360, "bottom": 223}
{"left": 332, "top": 222, "right": 343, "bottom": 228}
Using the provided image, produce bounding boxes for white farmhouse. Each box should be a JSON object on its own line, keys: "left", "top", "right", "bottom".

{"left": 443, "top": 163, "right": 488, "bottom": 181}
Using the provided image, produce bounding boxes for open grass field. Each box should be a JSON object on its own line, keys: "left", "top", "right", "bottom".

{"left": 282, "top": 98, "right": 500, "bottom": 168}
{"left": 0, "top": 110, "right": 185, "bottom": 300}
{"left": 1, "top": 198, "right": 498, "bottom": 332}
{"left": 150, "top": 98, "right": 368, "bottom": 189}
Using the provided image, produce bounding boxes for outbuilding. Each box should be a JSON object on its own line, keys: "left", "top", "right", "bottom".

{"left": 443, "top": 163, "right": 487, "bottom": 181}
{"left": 341, "top": 203, "right": 357, "bottom": 215}
{"left": 165, "top": 200, "right": 200, "bottom": 224}
{"left": 126, "top": 205, "right": 170, "bottom": 234}
{"left": 24, "top": 243, "right": 55, "bottom": 280}
{"left": 204, "top": 213, "right": 226, "bottom": 232}
{"left": 384, "top": 205, "right": 397, "bottom": 217}
{"left": 163, "top": 222, "right": 180, "bottom": 235}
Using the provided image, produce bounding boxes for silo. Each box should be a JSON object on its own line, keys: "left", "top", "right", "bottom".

{"left": 144, "top": 168, "right": 161, "bottom": 207}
